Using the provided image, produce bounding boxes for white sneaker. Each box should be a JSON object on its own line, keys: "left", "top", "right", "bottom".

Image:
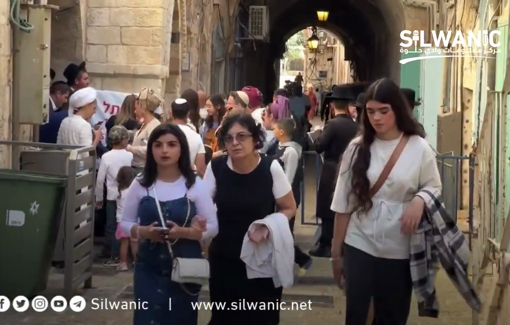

{"left": 116, "top": 262, "right": 128, "bottom": 271}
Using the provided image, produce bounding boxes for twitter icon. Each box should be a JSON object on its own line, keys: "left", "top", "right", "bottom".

{"left": 12, "top": 296, "right": 29, "bottom": 312}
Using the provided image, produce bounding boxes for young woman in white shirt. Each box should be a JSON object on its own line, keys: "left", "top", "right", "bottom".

{"left": 120, "top": 123, "right": 217, "bottom": 324}
{"left": 330, "top": 78, "right": 441, "bottom": 325}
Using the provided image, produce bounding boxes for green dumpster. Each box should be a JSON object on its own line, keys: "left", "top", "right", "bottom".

{"left": 0, "top": 169, "right": 67, "bottom": 298}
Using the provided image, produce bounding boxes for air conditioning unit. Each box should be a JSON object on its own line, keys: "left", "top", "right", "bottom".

{"left": 248, "top": 6, "right": 269, "bottom": 40}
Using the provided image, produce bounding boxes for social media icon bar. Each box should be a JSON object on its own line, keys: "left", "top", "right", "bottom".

{"left": 69, "top": 296, "right": 86, "bottom": 312}
{"left": 12, "top": 296, "right": 29, "bottom": 312}
{"left": 31, "top": 296, "right": 48, "bottom": 312}
{"left": 50, "top": 296, "right": 67, "bottom": 312}
{"left": 0, "top": 296, "right": 10, "bottom": 312}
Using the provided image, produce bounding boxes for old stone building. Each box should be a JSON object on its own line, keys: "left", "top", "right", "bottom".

{"left": 48, "top": 0, "right": 214, "bottom": 107}
{"left": 0, "top": 1, "right": 11, "bottom": 167}
{"left": 0, "top": 0, "right": 509, "bottom": 322}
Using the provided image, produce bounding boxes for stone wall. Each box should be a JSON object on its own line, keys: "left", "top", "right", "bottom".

{"left": 49, "top": 0, "right": 86, "bottom": 80}
{"left": 179, "top": 0, "right": 214, "bottom": 94}
{"left": 86, "top": 0, "right": 171, "bottom": 97}
{"left": 0, "top": 1, "right": 11, "bottom": 167}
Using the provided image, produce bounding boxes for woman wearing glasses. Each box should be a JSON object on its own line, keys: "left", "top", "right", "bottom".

{"left": 203, "top": 114, "right": 296, "bottom": 325}
{"left": 128, "top": 88, "right": 164, "bottom": 174}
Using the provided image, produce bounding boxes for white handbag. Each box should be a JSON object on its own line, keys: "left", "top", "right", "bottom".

{"left": 153, "top": 188, "right": 210, "bottom": 294}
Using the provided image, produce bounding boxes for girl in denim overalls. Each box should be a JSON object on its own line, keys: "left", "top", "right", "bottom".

{"left": 120, "top": 123, "right": 218, "bottom": 325}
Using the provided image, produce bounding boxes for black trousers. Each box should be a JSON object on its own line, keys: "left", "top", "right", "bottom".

{"left": 208, "top": 252, "right": 283, "bottom": 325}
{"left": 288, "top": 216, "right": 311, "bottom": 267}
{"left": 318, "top": 218, "right": 334, "bottom": 246}
{"left": 343, "top": 244, "right": 412, "bottom": 325}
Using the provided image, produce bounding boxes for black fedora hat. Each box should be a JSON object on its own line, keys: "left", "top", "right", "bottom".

{"left": 63, "top": 61, "right": 87, "bottom": 86}
{"left": 401, "top": 88, "right": 421, "bottom": 106}
{"left": 354, "top": 92, "right": 366, "bottom": 108}
{"left": 326, "top": 85, "right": 356, "bottom": 101}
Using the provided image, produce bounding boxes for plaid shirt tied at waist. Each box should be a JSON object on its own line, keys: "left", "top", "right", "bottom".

{"left": 410, "top": 190, "right": 482, "bottom": 317}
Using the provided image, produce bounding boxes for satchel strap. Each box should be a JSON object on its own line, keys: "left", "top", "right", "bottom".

{"left": 368, "top": 135, "right": 409, "bottom": 197}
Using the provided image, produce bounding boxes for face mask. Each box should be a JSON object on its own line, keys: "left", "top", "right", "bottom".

{"left": 199, "top": 108, "right": 208, "bottom": 119}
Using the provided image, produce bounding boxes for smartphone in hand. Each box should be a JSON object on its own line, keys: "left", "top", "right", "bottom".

{"left": 153, "top": 227, "right": 170, "bottom": 234}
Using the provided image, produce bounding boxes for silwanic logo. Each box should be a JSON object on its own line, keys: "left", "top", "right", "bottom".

{"left": 399, "top": 30, "right": 501, "bottom": 64}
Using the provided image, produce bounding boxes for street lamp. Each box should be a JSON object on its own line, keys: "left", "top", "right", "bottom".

{"left": 317, "top": 11, "right": 329, "bottom": 21}
{"left": 307, "top": 34, "right": 319, "bottom": 50}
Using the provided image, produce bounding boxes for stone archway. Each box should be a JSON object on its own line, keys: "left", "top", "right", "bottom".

{"left": 164, "top": 0, "right": 183, "bottom": 104}
{"left": 242, "top": 0, "right": 406, "bottom": 100}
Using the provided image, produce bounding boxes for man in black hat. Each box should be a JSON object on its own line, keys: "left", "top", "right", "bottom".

{"left": 401, "top": 88, "right": 425, "bottom": 135}
{"left": 352, "top": 92, "right": 365, "bottom": 123}
{"left": 64, "top": 61, "right": 89, "bottom": 93}
{"left": 63, "top": 62, "right": 90, "bottom": 116}
{"left": 400, "top": 88, "right": 421, "bottom": 109}
{"left": 310, "top": 85, "right": 360, "bottom": 258}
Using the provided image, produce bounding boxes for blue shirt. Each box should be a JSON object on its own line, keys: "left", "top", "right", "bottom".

{"left": 289, "top": 96, "right": 311, "bottom": 118}
{"left": 39, "top": 108, "right": 68, "bottom": 143}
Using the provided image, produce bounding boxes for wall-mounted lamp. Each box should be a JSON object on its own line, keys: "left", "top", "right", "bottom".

{"left": 307, "top": 34, "right": 319, "bottom": 50}
{"left": 317, "top": 11, "right": 329, "bottom": 22}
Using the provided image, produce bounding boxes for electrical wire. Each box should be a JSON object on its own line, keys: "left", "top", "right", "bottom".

{"left": 10, "top": 0, "right": 33, "bottom": 32}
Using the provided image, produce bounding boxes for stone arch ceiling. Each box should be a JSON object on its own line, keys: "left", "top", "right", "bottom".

{"left": 268, "top": 0, "right": 405, "bottom": 82}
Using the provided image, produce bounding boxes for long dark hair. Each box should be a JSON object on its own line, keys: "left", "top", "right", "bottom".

{"left": 181, "top": 89, "right": 200, "bottom": 131}
{"left": 117, "top": 166, "right": 135, "bottom": 198}
{"left": 205, "top": 94, "right": 226, "bottom": 129}
{"left": 349, "top": 78, "right": 424, "bottom": 213}
{"left": 139, "top": 124, "right": 196, "bottom": 189}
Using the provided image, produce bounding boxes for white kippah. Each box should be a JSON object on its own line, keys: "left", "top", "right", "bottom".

{"left": 175, "top": 98, "right": 187, "bottom": 105}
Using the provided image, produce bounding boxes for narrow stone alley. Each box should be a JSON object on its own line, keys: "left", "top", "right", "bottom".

{"left": 0, "top": 221, "right": 490, "bottom": 325}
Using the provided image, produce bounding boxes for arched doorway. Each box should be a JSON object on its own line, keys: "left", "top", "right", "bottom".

{"left": 242, "top": 0, "right": 405, "bottom": 101}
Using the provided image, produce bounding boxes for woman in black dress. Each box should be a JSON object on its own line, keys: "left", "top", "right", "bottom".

{"left": 203, "top": 114, "right": 296, "bottom": 325}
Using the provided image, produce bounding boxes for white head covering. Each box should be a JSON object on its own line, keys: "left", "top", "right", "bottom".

{"left": 69, "top": 87, "right": 97, "bottom": 113}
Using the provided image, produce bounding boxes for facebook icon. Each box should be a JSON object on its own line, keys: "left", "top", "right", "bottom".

{"left": 0, "top": 296, "right": 10, "bottom": 312}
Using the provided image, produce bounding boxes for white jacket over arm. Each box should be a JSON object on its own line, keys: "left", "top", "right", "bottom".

{"left": 240, "top": 212, "right": 295, "bottom": 288}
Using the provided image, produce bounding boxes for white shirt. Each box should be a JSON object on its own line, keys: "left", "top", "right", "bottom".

{"left": 178, "top": 124, "right": 206, "bottom": 164}
{"left": 331, "top": 135, "right": 441, "bottom": 259}
{"left": 116, "top": 189, "right": 129, "bottom": 223}
{"left": 57, "top": 115, "right": 93, "bottom": 146}
{"left": 95, "top": 149, "right": 133, "bottom": 201}
{"left": 251, "top": 107, "right": 265, "bottom": 127}
{"left": 241, "top": 212, "right": 295, "bottom": 288}
{"left": 120, "top": 176, "right": 218, "bottom": 241}
{"left": 203, "top": 156, "right": 292, "bottom": 199}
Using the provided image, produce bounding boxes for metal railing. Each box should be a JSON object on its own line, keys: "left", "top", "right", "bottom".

{"left": 299, "top": 151, "right": 322, "bottom": 225}
{"left": 297, "top": 148, "right": 475, "bottom": 236}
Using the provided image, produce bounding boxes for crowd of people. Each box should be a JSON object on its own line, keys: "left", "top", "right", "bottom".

{"left": 39, "top": 61, "right": 479, "bottom": 324}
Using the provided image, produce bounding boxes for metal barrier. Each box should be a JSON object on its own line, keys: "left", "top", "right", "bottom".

{"left": 299, "top": 151, "right": 323, "bottom": 225}
{"left": 436, "top": 154, "right": 475, "bottom": 247}
{"left": 297, "top": 149, "right": 475, "bottom": 230}
{"left": 0, "top": 141, "right": 96, "bottom": 299}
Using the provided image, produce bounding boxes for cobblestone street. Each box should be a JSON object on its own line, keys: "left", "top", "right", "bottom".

{"left": 0, "top": 218, "right": 491, "bottom": 324}
{"left": 0, "top": 151, "right": 492, "bottom": 324}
